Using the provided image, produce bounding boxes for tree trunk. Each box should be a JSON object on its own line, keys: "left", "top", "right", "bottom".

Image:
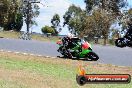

{"left": 103, "top": 35, "right": 108, "bottom": 45}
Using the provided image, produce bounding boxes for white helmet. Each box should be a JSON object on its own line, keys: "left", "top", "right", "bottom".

{"left": 67, "top": 33, "right": 74, "bottom": 38}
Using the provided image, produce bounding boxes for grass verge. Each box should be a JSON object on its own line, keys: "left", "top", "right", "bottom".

{"left": 0, "top": 51, "right": 131, "bottom": 88}
{"left": 0, "top": 31, "right": 59, "bottom": 42}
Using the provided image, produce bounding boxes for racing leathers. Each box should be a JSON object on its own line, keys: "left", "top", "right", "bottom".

{"left": 61, "top": 37, "right": 81, "bottom": 58}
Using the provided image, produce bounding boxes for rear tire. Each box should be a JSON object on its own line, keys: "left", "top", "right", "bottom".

{"left": 87, "top": 52, "right": 99, "bottom": 61}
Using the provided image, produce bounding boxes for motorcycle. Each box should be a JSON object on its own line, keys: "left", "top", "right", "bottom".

{"left": 56, "top": 38, "right": 99, "bottom": 61}
{"left": 115, "top": 33, "right": 132, "bottom": 48}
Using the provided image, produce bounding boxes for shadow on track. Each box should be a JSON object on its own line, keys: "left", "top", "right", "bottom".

{"left": 57, "top": 56, "right": 94, "bottom": 61}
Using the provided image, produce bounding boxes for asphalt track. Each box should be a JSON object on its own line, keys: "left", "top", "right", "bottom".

{"left": 0, "top": 38, "right": 132, "bottom": 66}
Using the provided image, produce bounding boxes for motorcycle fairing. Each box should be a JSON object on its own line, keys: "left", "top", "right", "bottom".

{"left": 82, "top": 42, "right": 89, "bottom": 49}
{"left": 79, "top": 49, "right": 92, "bottom": 58}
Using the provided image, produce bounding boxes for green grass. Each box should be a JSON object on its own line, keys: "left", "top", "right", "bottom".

{"left": 0, "top": 57, "right": 76, "bottom": 80}
{"left": 0, "top": 31, "right": 59, "bottom": 42}
{"left": 0, "top": 52, "right": 131, "bottom": 88}
{"left": 31, "top": 34, "right": 59, "bottom": 42}
{"left": 0, "top": 31, "right": 19, "bottom": 39}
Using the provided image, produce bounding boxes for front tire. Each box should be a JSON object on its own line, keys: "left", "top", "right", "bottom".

{"left": 87, "top": 52, "right": 99, "bottom": 61}
{"left": 115, "top": 38, "right": 126, "bottom": 48}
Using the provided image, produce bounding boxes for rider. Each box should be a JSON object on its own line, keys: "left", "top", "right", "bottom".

{"left": 125, "top": 23, "right": 132, "bottom": 40}
{"left": 62, "top": 33, "right": 81, "bottom": 58}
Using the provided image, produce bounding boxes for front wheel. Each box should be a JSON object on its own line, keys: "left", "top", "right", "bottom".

{"left": 87, "top": 52, "right": 99, "bottom": 61}
{"left": 115, "top": 38, "right": 126, "bottom": 48}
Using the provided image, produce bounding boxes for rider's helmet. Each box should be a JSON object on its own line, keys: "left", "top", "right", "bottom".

{"left": 67, "top": 33, "right": 74, "bottom": 38}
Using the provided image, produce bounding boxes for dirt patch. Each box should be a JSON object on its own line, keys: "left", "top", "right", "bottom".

{"left": 89, "top": 63, "right": 132, "bottom": 75}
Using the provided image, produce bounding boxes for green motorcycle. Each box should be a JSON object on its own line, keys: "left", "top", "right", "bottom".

{"left": 56, "top": 38, "right": 99, "bottom": 61}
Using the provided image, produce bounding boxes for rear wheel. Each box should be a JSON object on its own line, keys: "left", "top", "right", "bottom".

{"left": 87, "top": 52, "right": 99, "bottom": 61}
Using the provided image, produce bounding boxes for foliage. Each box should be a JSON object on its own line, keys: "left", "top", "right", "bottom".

{"left": 41, "top": 26, "right": 55, "bottom": 34}
{"left": 110, "top": 28, "right": 120, "bottom": 39}
{"left": 84, "top": 0, "right": 127, "bottom": 14}
{"left": 0, "top": 0, "right": 23, "bottom": 31}
{"left": 51, "top": 14, "right": 60, "bottom": 29}
{"left": 0, "top": 0, "right": 40, "bottom": 32}
{"left": 84, "top": 0, "right": 127, "bottom": 45}
{"left": 4, "top": 13, "right": 23, "bottom": 31}
{"left": 20, "top": 0, "right": 40, "bottom": 33}
{"left": 63, "top": 4, "right": 86, "bottom": 35}
{"left": 51, "top": 14, "right": 61, "bottom": 35}
{"left": 119, "top": 8, "right": 132, "bottom": 32}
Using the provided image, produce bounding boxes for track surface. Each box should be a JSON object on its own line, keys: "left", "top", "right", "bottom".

{"left": 0, "top": 38, "right": 132, "bottom": 66}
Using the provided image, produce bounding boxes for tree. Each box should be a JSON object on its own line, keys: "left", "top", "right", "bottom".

{"left": 0, "top": 0, "right": 8, "bottom": 27}
{"left": 80, "top": 9, "right": 114, "bottom": 42}
{"left": 84, "top": 0, "right": 127, "bottom": 14}
{"left": 51, "top": 14, "right": 61, "bottom": 35}
{"left": 20, "top": 0, "right": 40, "bottom": 33}
{"left": 119, "top": 8, "right": 132, "bottom": 32}
{"left": 63, "top": 4, "right": 86, "bottom": 35}
{"left": 110, "top": 29, "right": 120, "bottom": 39}
{"left": 41, "top": 26, "right": 55, "bottom": 34}
{"left": 14, "top": 13, "right": 23, "bottom": 31}
{"left": 0, "top": 0, "right": 23, "bottom": 31}
{"left": 4, "top": 13, "right": 23, "bottom": 31}
{"left": 84, "top": 0, "right": 127, "bottom": 45}
{"left": 80, "top": 15, "right": 96, "bottom": 40}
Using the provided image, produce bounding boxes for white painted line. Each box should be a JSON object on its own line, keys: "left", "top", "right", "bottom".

{"left": 23, "top": 53, "right": 28, "bottom": 55}
{"left": 7, "top": 51, "right": 12, "bottom": 53}
{"left": 30, "top": 54, "right": 35, "bottom": 56}
{"left": 51, "top": 57, "right": 57, "bottom": 59}
{"left": 0, "top": 49, "right": 58, "bottom": 59}
{"left": 15, "top": 52, "right": 20, "bottom": 54}
{"left": 118, "top": 66, "right": 126, "bottom": 68}
{"left": 45, "top": 56, "right": 50, "bottom": 58}
{"left": 38, "top": 55, "right": 42, "bottom": 57}
{"left": 0, "top": 50, "right": 4, "bottom": 52}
